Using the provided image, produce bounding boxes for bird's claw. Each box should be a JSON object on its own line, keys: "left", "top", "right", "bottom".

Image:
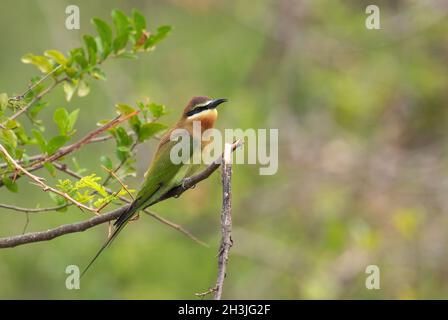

{"left": 182, "top": 177, "right": 192, "bottom": 189}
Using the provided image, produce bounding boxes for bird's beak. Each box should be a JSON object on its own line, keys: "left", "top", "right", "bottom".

{"left": 208, "top": 98, "right": 228, "bottom": 109}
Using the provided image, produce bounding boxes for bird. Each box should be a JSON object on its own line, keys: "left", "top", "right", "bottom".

{"left": 81, "top": 96, "right": 228, "bottom": 276}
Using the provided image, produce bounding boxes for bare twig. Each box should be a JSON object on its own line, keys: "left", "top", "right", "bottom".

{"left": 8, "top": 74, "right": 64, "bottom": 122}
{"left": 0, "top": 203, "right": 67, "bottom": 213}
{"left": 8, "top": 65, "right": 62, "bottom": 103}
{"left": 33, "top": 112, "right": 139, "bottom": 167}
{"left": 0, "top": 141, "right": 242, "bottom": 249}
{"left": 195, "top": 142, "right": 235, "bottom": 300}
{"left": 22, "top": 213, "right": 30, "bottom": 235}
{"left": 0, "top": 134, "right": 114, "bottom": 170}
{"left": 214, "top": 143, "right": 234, "bottom": 300}
{"left": 0, "top": 204, "right": 128, "bottom": 248}
{"left": 101, "top": 165, "right": 135, "bottom": 201}
{"left": 195, "top": 286, "right": 218, "bottom": 298}
{"left": 142, "top": 209, "right": 208, "bottom": 248}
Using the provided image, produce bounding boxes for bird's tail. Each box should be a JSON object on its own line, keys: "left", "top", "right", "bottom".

{"left": 81, "top": 201, "right": 140, "bottom": 278}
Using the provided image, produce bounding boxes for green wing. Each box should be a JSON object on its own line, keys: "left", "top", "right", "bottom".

{"left": 82, "top": 137, "right": 195, "bottom": 277}
{"left": 115, "top": 135, "right": 198, "bottom": 226}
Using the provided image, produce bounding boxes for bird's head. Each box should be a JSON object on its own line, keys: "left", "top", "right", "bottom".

{"left": 181, "top": 96, "right": 227, "bottom": 128}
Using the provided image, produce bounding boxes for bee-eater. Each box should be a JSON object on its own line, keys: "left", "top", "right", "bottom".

{"left": 82, "top": 96, "right": 228, "bottom": 276}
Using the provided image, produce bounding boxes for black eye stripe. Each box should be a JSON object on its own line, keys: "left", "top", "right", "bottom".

{"left": 185, "top": 105, "right": 210, "bottom": 117}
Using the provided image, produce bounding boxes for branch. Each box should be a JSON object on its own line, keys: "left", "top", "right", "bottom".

{"left": 196, "top": 143, "right": 234, "bottom": 300}
{"left": 214, "top": 143, "right": 233, "bottom": 300}
{"left": 6, "top": 67, "right": 64, "bottom": 124}
{"left": 0, "top": 203, "right": 67, "bottom": 214}
{"left": 0, "top": 205, "right": 128, "bottom": 248}
{"left": 0, "top": 140, "right": 242, "bottom": 249}
{"left": 0, "top": 134, "right": 113, "bottom": 170}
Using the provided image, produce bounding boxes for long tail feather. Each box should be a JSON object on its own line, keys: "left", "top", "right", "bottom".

{"left": 81, "top": 185, "right": 163, "bottom": 277}
{"left": 81, "top": 203, "right": 140, "bottom": 278}
{"left": 81, "top": 222, "right": 127, "bottom": 278}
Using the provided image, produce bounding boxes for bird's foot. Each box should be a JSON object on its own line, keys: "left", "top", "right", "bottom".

{"left": 182, "top": 177, "right": 193, "bottom": 190}
{"left": 130, "top": 213, "right": 140, "bottom": 222}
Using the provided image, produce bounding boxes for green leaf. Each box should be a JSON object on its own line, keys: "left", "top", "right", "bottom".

{"left": 144, "top": 25, "right": 173, "bottom": 49}
{"left": 70, "top": 48, "right": 88, "bottom": 69}
{"left": 63, "top": 80, "right": 77, "bottom": 102}
{"left": 116, "top": 127, "right": 132, "bottom": 146}
{"left": 43, "top": 162, "right": 57, "bottom": 177}
{"left": 113, "top": 33, "right": 129, "bottom": 53}
{"left": 77, "top": 80, "right": 90, "bottom": 97}
{"left": 117, "top": 145, "right": 131, "bottom": 153}
{"left": 116, "top": 103, "right": 135, "bottom": 116}
{"left": 116, "top": 52, "right": 138, "bottom": 59}
{"left": 132, "top": 9, "right": 146, "bottom": 39}
{"left": 53, "top": 108, "right": 69, "bottom": 135}
{"left": 3, "top": 176, "right": 18, "bottom": 193}
{"left": 112, "top": 10, "right": 130, "bottom": 53}
{"left": 100, "top": 155, "right": 113, "bottom": 170}
{"left": 56, "top": 179, "right": 75, "bottom": 193}
{"left": 4, "top": 119, "right": 18, "bottom": 130}
{"left": 0, "top": 128, "right": 18, "bottom": 150}
{"left": 75, "top": 174, "right": 108, "bottom": 197}
{"left": 67, "top": 109, "right": 80, "bottom": 134}
{"left": 148, "top": 102, "right": 167, "bottom": 118}
{"left": 138, "top": 122, "right": 167, "bottom": 141}
{"left": 44, "top": 50, "right": 68, "bottom": 66}
{"left": 49, "top": 192, "right": 67, "bottom": 206}
{"left": 28, "top": 101, "right": 48, "bottom": 121}
{"left": 112, "top": 9, "right": 130, "bottom": 34}
{"left": 92, "top": 18, "right": 113, "bottom": 59}
{"left": 83, "top": 35, "right": 97, "bottom": 65}
{"left": 21, "top": 53, "right": 54, "bottom": 73}
{"left": 75, "top": 190, "right": 95, "bottom": 204}
{"left": 14, "top": 126, "right": 30, "bottom": 145}
{"left": 31, "top": 129, "right": 47, "bottom": 152}
{"left": 47, "top": 135, "right": 69, "bottom": 155}
{"left": 129, "top": 114, "right": 141, "bottom": 134}
{"left": 90, "top": 67, "right": 106, "bottom": 80}
{"left": 53, "top": 107, "right": 78, "bottom": 136}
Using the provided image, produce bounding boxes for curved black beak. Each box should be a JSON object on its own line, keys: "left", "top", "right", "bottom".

{"left": 209, "top": 98, "right": 228, "bottom": 109}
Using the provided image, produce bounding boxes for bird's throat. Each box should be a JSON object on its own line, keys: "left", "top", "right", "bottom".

{"left": 186, "top": 109, "right": 218, "bottom": 131}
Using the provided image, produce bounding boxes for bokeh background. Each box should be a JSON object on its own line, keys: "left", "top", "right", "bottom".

{"left": 1, "top": 0, "right": 448, "bottom": 299}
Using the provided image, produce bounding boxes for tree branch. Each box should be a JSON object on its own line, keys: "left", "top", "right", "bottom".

{"left": 0, "top": 140, "right": 242, "bottom": 249}
{"left": 0, "top": 134, "right": 113, "bottom": 170}
{"left": 214, "top": 143, "right": 234, "bottom": 300}
{"left": 7, "top": 67, "right": 64, "bottom": 122}
{"left": 0, "top": 203, "right": 67, "bottom": 214}
{"left": 196, "top": 143, "right": 234, "bottom": 299}
{"left": 0, "top": 205, "right": 127, "bottom": 248}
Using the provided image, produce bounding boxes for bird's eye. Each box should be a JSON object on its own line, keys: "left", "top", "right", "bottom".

{"left": 185, "top": 101, "right": 213, "bottom": 117}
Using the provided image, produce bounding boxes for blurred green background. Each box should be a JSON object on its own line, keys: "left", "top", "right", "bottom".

{"left": 1, "top": 0, "right": 448, "bottom": 299}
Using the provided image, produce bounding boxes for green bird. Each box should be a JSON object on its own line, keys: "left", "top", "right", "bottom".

{"left": 82, "top": 96, "right": 227, "bottom": 276}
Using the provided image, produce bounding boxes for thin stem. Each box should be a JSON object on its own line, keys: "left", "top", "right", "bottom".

{"left": 0, "top": 203, "right": 67, "bottom": 213}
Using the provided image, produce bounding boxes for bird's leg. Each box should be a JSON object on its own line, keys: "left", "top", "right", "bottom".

{"left": 129, "top": 213, "right": 140, "bottom": 222}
